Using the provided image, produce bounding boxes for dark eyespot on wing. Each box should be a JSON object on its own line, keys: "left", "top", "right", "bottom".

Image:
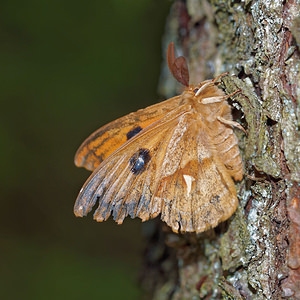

{"left": 129, "top": 148, "right": 151, "bottom": 174}
{"left": 194, "top": 88, "right": 199, "bottom": 94}
{"left": 126, "top": 126, "right": 143, "bottom": 140}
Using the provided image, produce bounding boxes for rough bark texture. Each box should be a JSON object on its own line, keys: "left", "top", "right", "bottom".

{"left": 141, "top": 1, "right": 300, "bottom": 299}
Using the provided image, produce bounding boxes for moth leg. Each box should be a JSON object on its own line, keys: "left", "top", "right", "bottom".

{"left": 246, "top": 173, "right": 267, "bottom": 181}
{"left": 195, "top": 81, "right": 214, "bottom": 96}
{"left": 225, "top": 90, "right": 241, "bottom": 99}
{"left": 201, "top": 90, "right": 240, "bottom": 104}
{"left": 201, "top": 96, "right": 227, "bottom": 104}
{"left": 212, "top": 72, "right": 229, "bottom": 83}
{"left": 196, "top": 73, "right": 229, "bottom": 96}
{"left": 217, "top": 116, "right": 247, "bottom": 134}
{"left": 197, "top": 72, "right": 230, "bottom": 96}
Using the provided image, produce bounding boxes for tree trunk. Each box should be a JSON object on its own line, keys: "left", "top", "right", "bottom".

{"left": 141, "top": 1, "right": 300, "bottom": 299}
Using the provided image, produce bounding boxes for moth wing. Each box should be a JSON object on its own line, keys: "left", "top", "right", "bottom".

{"left": 75, "top": 95, "right": 183, "bottom": 171}
{"left": 158, "top": 122, "right": 238, "bottom": 233}
{"left": 74, "top": 104, "right": 191, "bottom": 220}
{"left": 75, "top": 109, "right": 238, "bottom": 233}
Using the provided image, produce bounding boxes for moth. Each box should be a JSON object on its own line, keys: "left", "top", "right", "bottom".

{"left": 74, "top": 42, "right": 244, "bottom": 233}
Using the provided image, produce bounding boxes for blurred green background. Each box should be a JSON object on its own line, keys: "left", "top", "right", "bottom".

{"left": 0, "top": 1, "right": 171, "bottom": 299}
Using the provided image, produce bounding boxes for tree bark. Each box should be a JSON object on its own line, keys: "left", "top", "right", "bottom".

{"left": 141, "top": 1, "right": 300, "bottom": 299}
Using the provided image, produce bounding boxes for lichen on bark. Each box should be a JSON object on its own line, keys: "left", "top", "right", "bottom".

{"left": 141, "top": 0, "right": 299, "bottom": 299}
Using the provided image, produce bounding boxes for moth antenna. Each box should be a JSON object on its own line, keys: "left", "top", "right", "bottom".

{"left": 167, "top": 42, "right": 176, "bottom": 72}
{"left": 167, "top": 42, "right": 190, "bottom": 87}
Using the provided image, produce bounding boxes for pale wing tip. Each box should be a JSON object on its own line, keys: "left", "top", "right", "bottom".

{"left": 94, "top": 215, "right": 105, "bottom": 222}
{"left": 73, "top": 194, "right": 95, "bottom": 218}
{"left": 74, "top": 144, "right": 83, "bottom": 164}
{"left": 74, "top": 149, "right": 86, "bottom": 168}
{"left": 73, "top": 203, "right": 85, "bottom": 217}
{"left": 74, "top": 157, "right": 82, "bottom": 168}
{"left": 74, "top": 147, "right": 93, "bottom": 170}
{"left": 94, "top": 210, "right": 124, "bottom": 224}
{"left": 73, "top": 186, "right": 86, "bottom": 217}
{"left": 74, "top": 154, "right": 95, "bottom": 171}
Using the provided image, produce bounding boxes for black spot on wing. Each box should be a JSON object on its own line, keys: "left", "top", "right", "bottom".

{"left": 129, "top": 148, "right": 151, "bottom": 175}
{"left": 127, "top": 126, "right": 143, "bottom": 140}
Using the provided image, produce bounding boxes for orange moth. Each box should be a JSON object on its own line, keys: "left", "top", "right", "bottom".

{"left": 74, "top": 42, "right": 244, "bottom": 233}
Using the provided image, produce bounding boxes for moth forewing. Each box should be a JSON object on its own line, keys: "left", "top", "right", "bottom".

{"left": 74, "top": 94, "right": 184, "bottom": 171}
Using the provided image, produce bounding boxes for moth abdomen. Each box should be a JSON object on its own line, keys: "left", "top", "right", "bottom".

{"left": 214, "top": 131, "right": 243, "bottom": 181}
